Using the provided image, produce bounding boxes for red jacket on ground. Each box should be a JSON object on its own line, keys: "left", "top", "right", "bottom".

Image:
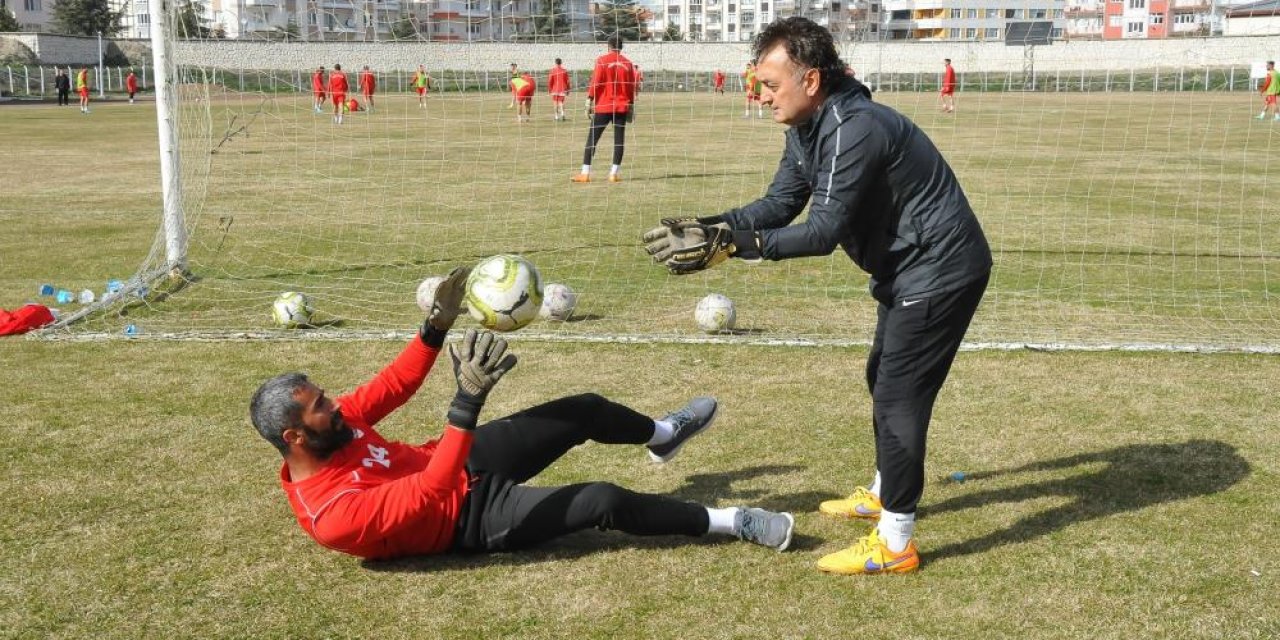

{"left": 587, "top": 50, "right": 636, "bottom": 115}
{"left": 280, "top": 337, "right": 474, "bottom": 560}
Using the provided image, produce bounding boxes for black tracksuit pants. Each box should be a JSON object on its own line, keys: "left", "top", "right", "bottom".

{"left": 582, "top": 112, "right": 627, "bottom": 167}
{"left": 452, "top": 393, "right": 709, "bottom": 552}
{"left": 868, "top": 273, "right": 989, "bottom": 514}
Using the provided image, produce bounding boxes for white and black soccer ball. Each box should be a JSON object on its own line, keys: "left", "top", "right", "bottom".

{"left": 272, "top": 291, "right": 313, "bottom": 328}
{"left": 694, "top": 293, "right": 736, "bottom": 333}
{"left": 415, "top": 275, "right": 449, "bottom": 314}
{"left": 539, "top": 283, "right": 577, "bottom": 321}
{"left": 465, "top": 254, "right": 543, "bottom": 332}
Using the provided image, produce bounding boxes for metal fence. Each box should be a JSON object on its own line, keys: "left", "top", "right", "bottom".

{"left": 2, "top": 64, "right": 1268, "bottom": 98}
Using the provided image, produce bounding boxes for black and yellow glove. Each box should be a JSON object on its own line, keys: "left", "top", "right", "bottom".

{"left": 641, "top": 218, "right": 760, "bottom": 275}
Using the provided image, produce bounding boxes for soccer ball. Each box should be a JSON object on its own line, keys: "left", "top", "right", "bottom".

{"left": 272, "top": 291, "right": 313, "bottom": 328}
{"left": 465, "top": 254, "right": 543, "bottom": 332}
{"left": 677, "top": 83, "right": 684, "bottom": 90}
{"left": 539, "top": 283, "right": 577, "bottom": 321}
{"left": 694, "top": 293, "right": 736, "bottom": 333}
{"left": 415, "top": 275, "right": 448, "bottom": 313}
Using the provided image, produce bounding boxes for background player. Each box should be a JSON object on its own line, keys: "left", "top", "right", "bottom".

{"left": 412, "top": 65, "right": 430, "bottom": 108}
{"left": 743, "top": 62, "right": 762, "bottom": 118}
{"left": 941, "top": 58, "right": 957, "bottom": 113}
{"left": 329, "top": 63, "right": 348, "bottom": 124}
{"left": 359, "top": 65, "right": 376, "bottom": 112}
{"left": 125, "top": 69, "right": 138, "bottom": 104}
{"left": 714, "top": 69, "right": 726, "bottom": 94}
{"left": 572, "top": 35, "right": 636, "bottom": 184}
{"left": 76, "top": 67, "right": 91, "bottom": 113}
{"left": 510, "top": 70, "right": 536, "bottom": 123}
{"left": 312, "top": 66, "right": 327, "bottom": 113}
{"left": 1257, "top": 61, "right": 1280, "bottom": 121}
{"left": 548, "top": 57, "right": 571, "bottom": 121}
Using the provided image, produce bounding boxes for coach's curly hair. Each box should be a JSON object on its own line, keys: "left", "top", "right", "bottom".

{"left": 752, "top": 17, "right": 848, "bottom": 94}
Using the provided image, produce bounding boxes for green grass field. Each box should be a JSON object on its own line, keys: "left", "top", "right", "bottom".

{"left": 2, "top": 91, "right": 1278, "bottom": 638}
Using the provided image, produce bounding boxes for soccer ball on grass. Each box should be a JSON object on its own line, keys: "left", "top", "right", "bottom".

{"left": 416, "top": 275, "right": 449, "bottom": 313}
{"left": 272, "top": 291, "right": 313, "bottom": 328}
{"left": 465, "top": 254, "right": 543, "bottom": 332}
{"left": 694, "top": 293, "right": 736, "bottom": 333}
{"left": 539, "top": 283, "right": 577, "bottom": 321}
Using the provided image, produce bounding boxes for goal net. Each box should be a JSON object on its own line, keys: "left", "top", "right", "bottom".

{"left": 48, "top": 15, "right": 1280, "bottom": 352}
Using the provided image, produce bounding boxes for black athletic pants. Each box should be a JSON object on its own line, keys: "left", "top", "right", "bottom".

{"left": 57, "top": 88, "right": 70, "bottom": 105}
{"left": 452, "top": 393, "right": 709, "bottom": 552}
{"left": 581, "top": 112, "right": 627, "bottom": 167}
{"left": 868, "top": 273, "right": 989, "bottom": 514}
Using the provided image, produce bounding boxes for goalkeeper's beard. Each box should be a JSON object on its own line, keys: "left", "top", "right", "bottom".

{"left": 301, "top": 409, "right": 354, "bottom": 459}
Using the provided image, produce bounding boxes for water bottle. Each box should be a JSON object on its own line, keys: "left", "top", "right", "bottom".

{"left": 39, "top": 284, "right": 55, "bottom": 296}
{"left": 56, "top": 289, "right": 74, "bottom": 305}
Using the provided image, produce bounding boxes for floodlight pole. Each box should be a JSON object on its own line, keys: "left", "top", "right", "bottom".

{"left": 1024, "top": 44, "right": 1036, "bottom": 90}
{"left": 150, "top": 0, "right": 188, "bottom": 274}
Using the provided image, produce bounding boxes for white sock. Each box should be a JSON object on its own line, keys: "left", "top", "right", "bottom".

{"left": 610, "top": 164, "right": 620, "bottom": 176}
{"left": 648, "top": 419, "right": 674, "bottom": 446}
{"left": 706, "top": 507, "right": 740, "bottom": 535}
{"left": 581, "top": 164, "right": 591, "bottom": 175}
{"left": 867, "top": 470, "right": 882, "bottom": 497}
{"left": 877, "top": 509, "right": 915, "bottom": 553}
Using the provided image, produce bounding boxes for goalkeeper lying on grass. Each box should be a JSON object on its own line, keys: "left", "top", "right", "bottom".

{"left": 249, "top": 267, "right": 793, "bottom": 560}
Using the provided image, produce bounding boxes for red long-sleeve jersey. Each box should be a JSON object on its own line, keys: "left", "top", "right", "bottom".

{"left": 547, "top": 65, "right": 570, "bottom": 95}
{"left": 279, "top": 337, "right": 474, "bottom": 560}
{"left": 329, "top": 71, "right": 348, "bottom": 95}
{"left": 587, "top": 50, "right": 636, "bottom": 115}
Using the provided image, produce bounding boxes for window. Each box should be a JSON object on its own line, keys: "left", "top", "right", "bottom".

{"left": 831, "top": 2, "right": 840, "bottom": 10}
{"left": 761, "top": 2, "right": 768, "bottom": 10}
{"left": 469, "top": 22, "right": 481, "bottom": 33}
{"left": 729, "top": 3, "right": 735, "bottom": 10}
{"left": 891, "top": 9, "right": 909, "bottom": 19}
{"left": 1004, "top": 8, "right": 1014, "bottom": 17}
{"left": 871, "top": 3, "right": 879, "bottom": 12}
{"left": 965, "top": 27, "right": 975, "bottom": 37}
{"left": 326, "top": 13, "right": 336, "bottom": 28}
{"left": 1108, "top": 15, "right": 1121, "bottom": 25}
{"left": 1149, "top": 13, "right": 1163, "bottom": 23}
{"left": 1051, "top": 27, "right": 1062, "bottom": 36}
{"left": 950, "top": 8, "right": 960, "bottom": 17}
{"left": 668, "top": 5, "right": 679, "bottom": 13}
{"left": 23, "top": 0, "right": 40, "bottom": 10}
{"left": 1128, "top": 0, "right": 1144, "bottom": 8}
{"left": 1030, "top": 8, "right": 1045, "bottom": 18}
{"left": 308, "top": 11, "right": 317, "bottom": 24}
{"left": 728, "top": 22, "right": 735, "bottom": 31}
{"left": 985, "top": 27, "right": 998, "bottom": 38}
{"left": 1126, "top": 20, "right": 1143, "bottom": 33}
{"left": 1053, "top": 8, "right": 1063, "bottom": 18}
{"left": 985, "top": 8, "right": 997, "bottom": 18}
{"left": 1175, "top": 12, "right": 1195, "bottom": 22}
{"left": 966, "top": 8, "right": 977, "bottom": 18}
{"left": 136, "top": 12, "right": 149, "bottom": 23}
{"left": 949, "top": 27, "right": 960, "bottom": 37}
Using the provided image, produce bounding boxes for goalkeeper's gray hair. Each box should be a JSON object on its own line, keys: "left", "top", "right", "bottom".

{"left": 250, "top": 372, "right": 309, "bottom": 456}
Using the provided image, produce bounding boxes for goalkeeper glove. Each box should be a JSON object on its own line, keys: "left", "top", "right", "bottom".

{"left": 585, "top": 98, "right": 594, "bottom": 117}
{"left": 446, "top": 329, "right": 518, "bottom": 430}
{"left": 419, "top": 266, "right": 471, "bottom": 346}
{"left": 641, "top": 218, "right": 761, "bottom": 275}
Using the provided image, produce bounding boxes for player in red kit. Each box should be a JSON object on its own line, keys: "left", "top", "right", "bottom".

{"left": 249, "top": 268, "right": 795, "bottom": 560}
{"left": 714, "top": 69, "right": 726, "bottom": 94}
{"left": 510, "top": 71, "right": 536, "bottom": 123}
{"left": 940, "top": 58, "right": 956, "bottom": 113}
{"left": 125, "top": 70, "right": 138, "bottom": 104}
{"left": 572, "top": 35, "right": 637, "bottom": 183}
{"left": 312, "top": 66, "right": 327, "bottom": 113}
{"left": 329, "top": 63, "right": 349, "bottom": 124}
{"left": 359, "top": 65, "right": 376, "bottom": 112}
{"left": 548, "top": 57, "right": 571, "bottom": 121}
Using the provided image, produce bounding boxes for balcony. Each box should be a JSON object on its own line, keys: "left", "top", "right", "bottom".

{"left": 1065, "top": 6, "right": 1100, "bottom": 16}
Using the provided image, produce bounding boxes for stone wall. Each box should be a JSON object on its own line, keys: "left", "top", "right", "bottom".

{"left": 6, "top": 32, "right": 1280, "bottom": 73}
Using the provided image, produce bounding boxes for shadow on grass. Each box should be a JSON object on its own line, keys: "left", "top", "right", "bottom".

{"left": 362, "top": 464, "right": 832, "bottom": 572}
{"left": 924, "top": 439, "right": 1248, "bottom": 564}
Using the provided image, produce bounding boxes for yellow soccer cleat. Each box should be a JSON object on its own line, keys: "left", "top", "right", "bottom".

{"left": 818, "top": 486, "right": 882, "bottom": 519}
{"left": 570, "top": 174, "right": 591, "bottom": 183}
{"left": 608, "top": 174, "right": 622, "bottom": 183}
{"left": 817, "top": 527, "right": 919, "bottom": 575}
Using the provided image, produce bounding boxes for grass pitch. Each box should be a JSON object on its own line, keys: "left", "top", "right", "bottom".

{"left": 2, "top": 91, "right": 1278, "bottom": 638}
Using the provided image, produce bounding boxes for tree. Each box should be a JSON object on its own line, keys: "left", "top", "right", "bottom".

{"left": 390, "top": 15, "right": 419, "bottom": 40}
{"left": 273, "top": 18, "right": 301, "bottom": 41}
{"left": 594, "top": 0, "right": 641, "bottom": 42}
{"left": 174, "top": 0, "right": 211, "bottom": 39}
{"left": 0, "top": 7, "right": 22, "bottom": 31}
{"left": 533, "top": 0, "right": 569, "bottom": 41}
{"left": 662, "top": 22, "right": 681, "bottom": 42}
{"left": 51, "top": 0, "right": 124, "bottom": 36}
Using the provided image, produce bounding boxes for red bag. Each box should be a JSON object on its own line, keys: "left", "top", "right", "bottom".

{"left": 0, "top": 304, "right": 56, "bottom": 336}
